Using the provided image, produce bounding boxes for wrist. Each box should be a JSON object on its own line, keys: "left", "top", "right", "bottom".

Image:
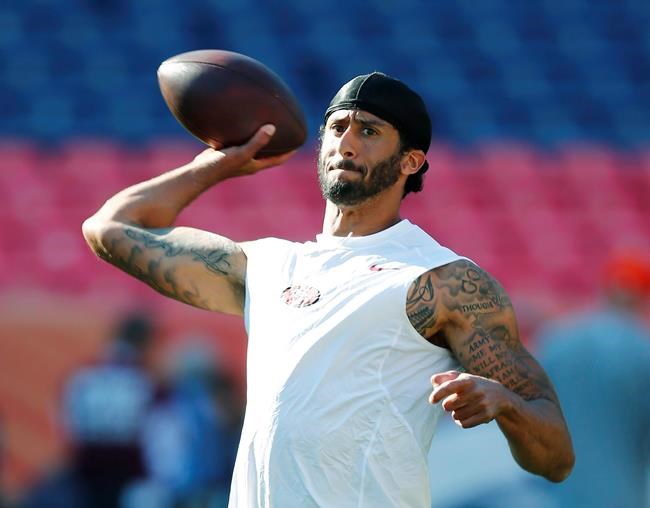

{"left": 496, "top": 385, "right": 523, "bottom": 421}
{"left": 187, "top": 159, "right": 229, "bottom": 187}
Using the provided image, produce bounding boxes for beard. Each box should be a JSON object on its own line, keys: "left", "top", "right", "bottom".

{"left": 317, "top": 150, "right": 402, "bottom": 206}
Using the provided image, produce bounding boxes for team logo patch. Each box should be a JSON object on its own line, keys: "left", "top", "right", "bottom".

{"left": 281, "top": 285, "right": 321, "bottom": 308}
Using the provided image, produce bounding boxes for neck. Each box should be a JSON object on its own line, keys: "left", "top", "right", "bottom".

{"left": 322, "top": 193, "right": 403, "bottom": 237}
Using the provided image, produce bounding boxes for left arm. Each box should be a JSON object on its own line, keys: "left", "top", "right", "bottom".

{"left": 407, "top": 260, "right": 574, "bottom": 482}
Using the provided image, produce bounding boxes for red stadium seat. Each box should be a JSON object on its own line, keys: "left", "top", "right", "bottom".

{"left": 0, "top": 140, "right": 646, "bottom": 313}
{"left": 476, "top": 142, "right": 551, "bottom": 211}
{"left": 556, "top": 145, "right": 633, "bottom": 207}
{"left": 142, "top": 139, "right": 202, "bottom": 179}
{"left": 0, "top": 140, "right": 40, "bottom": 173}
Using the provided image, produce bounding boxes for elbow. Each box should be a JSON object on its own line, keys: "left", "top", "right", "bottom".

{"left": 544, "top": 448, "right": 575, "bottom": 483}
{"left": 81, "top": 216, "right": 100, "bottom": 247}
{"left": 516, "top": 438, "right": 575, "bottom": 483}
{"left": 81, "top": 216, "right": 112, "bottom": 256}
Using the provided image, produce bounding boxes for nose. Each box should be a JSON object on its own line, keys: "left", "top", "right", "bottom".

{"left": 336, "top": 126, "right": 357, "bottom": 159}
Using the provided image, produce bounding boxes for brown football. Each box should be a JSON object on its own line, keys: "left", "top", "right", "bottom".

{"left": 157, "top": 49, "right": 307, "bottom": 157}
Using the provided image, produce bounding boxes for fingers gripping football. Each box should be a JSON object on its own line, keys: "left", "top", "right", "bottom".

{"left": 430, "top": 370, "right": 512, "bottom": 429}
{"left": 192, "top": 124, "right": 296, "bottom": 178}
{"left": 227, "top": 125, "right": 297, "bottom": 174}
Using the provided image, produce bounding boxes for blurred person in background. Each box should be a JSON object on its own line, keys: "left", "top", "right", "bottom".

{"left": 123, "top": 338, "right": 242, "bottom": 508}
{"left": 536, "top": 251, "right": 650, "bottom": 508}
{"left": 20, "top": 312, "right": 155, "bottom": 508}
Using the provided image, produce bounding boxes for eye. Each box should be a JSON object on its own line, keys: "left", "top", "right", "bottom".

{"left": 330, "top": 123, "right": 345, "bottom": 134}
{"left": 362, "top": 127, "right": 377, "bottom": 136}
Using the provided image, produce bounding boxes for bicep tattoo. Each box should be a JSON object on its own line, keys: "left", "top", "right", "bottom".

{"left": 98, "top": 226, "right": 242, "bottom": 308}
{"left": 459, "top": 321, "right": 556, "bottom": 403}
{"left": 123, "top": 229, "right": 233, "bottom": 275}
{"left": 436, "top": 261, "right": 558, "bottom": 404}
{"left": 406, "top": 272, "right": 437, "bottom": 335}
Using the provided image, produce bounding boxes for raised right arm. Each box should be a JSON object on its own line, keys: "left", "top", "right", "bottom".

{"left": 82, "top": 125, "right": 292, "bottom": 315}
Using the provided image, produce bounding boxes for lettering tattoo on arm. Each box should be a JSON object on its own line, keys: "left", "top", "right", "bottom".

{"left": 96, "top": 226, "right": 243, "bottom": 309}
{"left": 125, "top": 229, "right": 232, "bottom": 276}
{"left": 408, "top": 260, "right": 558, "bottom": 404}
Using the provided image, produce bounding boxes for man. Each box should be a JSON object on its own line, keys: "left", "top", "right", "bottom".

{"left": 536, "top": 252, "right": 650, "bottom": 508}
{"left": 83, "top": 72, "right": 574, "bottom": 507}
{"left": 22, "top": 313, "right": 154, "bottom": 508}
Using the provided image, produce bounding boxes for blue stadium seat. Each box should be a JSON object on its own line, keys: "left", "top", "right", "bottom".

{"left": 27, "top": 93, "right": 76, "bottom": 140}
{"left": 0, "top": 85, "right": 28, "bottom": 137}
{"left": 0, "top": 6, "right": 23, "bottom": 48}
{"left": 0, "top": 0, "right": 648, "bottom": 146}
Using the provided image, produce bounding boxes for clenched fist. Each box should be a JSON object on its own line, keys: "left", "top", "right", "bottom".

{"left": 430, "top": 370, "right": 516, "bottom": 429}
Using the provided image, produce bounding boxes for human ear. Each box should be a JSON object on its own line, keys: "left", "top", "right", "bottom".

{"left": 400, "top": 150, "right": 426, "bottom": 175}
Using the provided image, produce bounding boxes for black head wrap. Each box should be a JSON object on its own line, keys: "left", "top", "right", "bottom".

{"left": 325, "top": 72, "right": 431, "bottom": 175}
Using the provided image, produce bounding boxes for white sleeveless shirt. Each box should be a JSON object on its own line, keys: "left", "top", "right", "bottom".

{"left": 231, "top": 220, "right": 464, "bottom": 507}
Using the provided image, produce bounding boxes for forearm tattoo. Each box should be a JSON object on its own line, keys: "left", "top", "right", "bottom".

{"left": 408, "top": 260, "right": 558, "bottom": 404}
{"left": 124, "top": 229, "right": 232, "bottom": 275}
{"left": 96, "top": 227, "right": 237, "bottom": 307}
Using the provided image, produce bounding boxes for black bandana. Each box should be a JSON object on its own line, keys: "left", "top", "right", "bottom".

{"left": 325, "top": 72, "right": 432, "bottom": 157}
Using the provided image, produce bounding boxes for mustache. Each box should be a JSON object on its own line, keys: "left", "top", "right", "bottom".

{"left": 331, "top": 159, "right": 366, "bottom": 174}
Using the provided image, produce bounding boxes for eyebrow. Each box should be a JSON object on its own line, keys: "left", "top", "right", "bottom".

{"left": 355, "top": 117, "right": 388, "bottom": 128}
{"left": 328, "top": 114, "right": 389, "bottom": 128}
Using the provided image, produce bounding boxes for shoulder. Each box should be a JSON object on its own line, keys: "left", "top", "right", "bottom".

{"left": 398, "top": 222, "right": 468, "bottom": 263}
{"left": 413, "top": 259, "right": 509, "bottom": 309}
{"left": 406, "top": 259, "right": 512, "bottom": 345}
{"left": 240, "top": 237, "right": 306, "bottom": 284}
{"left": 240, "top": 237, "right": 301, "bottom": 258}
{"left": 431, "top": 259, "right": 509, "bottom": 306}
{"left": 431, "top": 259, "right": 514, "bottom": 332}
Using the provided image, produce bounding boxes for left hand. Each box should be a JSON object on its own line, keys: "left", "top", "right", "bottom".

{"left": 430, "top": 370, "right": 515, "bottom": 428}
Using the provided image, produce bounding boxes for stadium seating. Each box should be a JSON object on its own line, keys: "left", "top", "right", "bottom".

{"left": 1, "top": 142, "right": 647, "bottom": 305}
{"left": 1, "top": 0, "right": 649, "bottom": 497}
{"left": 0, "top": 0, "right": 648, "bottom": 145}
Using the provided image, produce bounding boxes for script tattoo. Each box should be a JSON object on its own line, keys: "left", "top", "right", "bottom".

{"left": 97, "top": 227, "right": 240, "bottom": 308}
{"left": 410, "top": 260, "right": 557, "bottom": 404}
{"left": 186, "top": 249, "right": 231, "bottom": 276}
{"left": 124, "top": 229, "right": 232, "bottom": 276}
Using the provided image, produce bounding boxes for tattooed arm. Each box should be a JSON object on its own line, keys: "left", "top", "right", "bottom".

{"left": 82, "top": 124, "right": 293, "bottom": 315}
{"left": 407, "top": 260, "right": 574, "bottom": 482}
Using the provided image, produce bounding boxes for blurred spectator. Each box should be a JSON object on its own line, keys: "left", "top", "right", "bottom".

{"left": 123, "top": 338, "right": 242, "bottom": 508}
{"left": 535, "top": 251, "right": 650, "bottom": 508}
{"left": 20, "top": 312, "right": 156, "bottom": 508}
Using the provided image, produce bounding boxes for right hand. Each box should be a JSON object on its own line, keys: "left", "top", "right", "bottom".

{"left": 192, "top": 124, "right": 297, "bottom": 179}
